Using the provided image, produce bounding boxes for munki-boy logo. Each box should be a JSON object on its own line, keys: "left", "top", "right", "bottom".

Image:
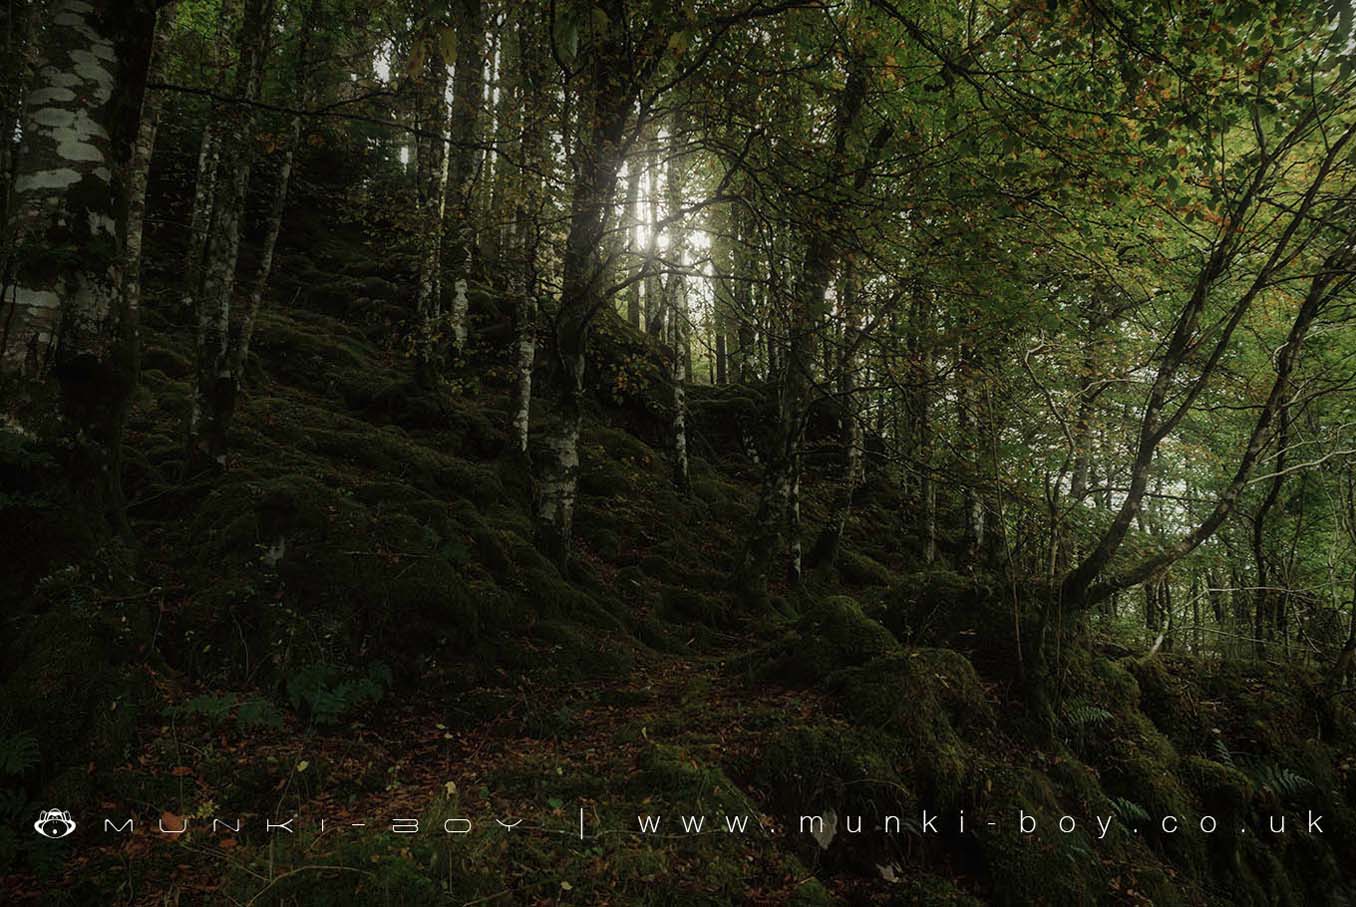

{"left": 33, "top": 808, "right": 77, "bottom": 839}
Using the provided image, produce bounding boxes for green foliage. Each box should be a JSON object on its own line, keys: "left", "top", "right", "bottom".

{"left": 0, "top": 733, "right": 39, "bottom": 776}
{"left": 285, "top": 662, "right": 393, "bottom": 726}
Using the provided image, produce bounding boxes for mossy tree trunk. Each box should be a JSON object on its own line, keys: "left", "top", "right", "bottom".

{"left": 1, "top": 0, "right": 159, "bottom": 525}
{"left": 532, "top": 0, "right": 639, "bottom": 564}
{"left": 810, "top": 267, "right": 865, "bottom": 569}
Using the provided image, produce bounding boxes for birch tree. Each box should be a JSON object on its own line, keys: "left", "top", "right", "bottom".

{"left": 1, "top": 0, "right": 160, "bottom": 520}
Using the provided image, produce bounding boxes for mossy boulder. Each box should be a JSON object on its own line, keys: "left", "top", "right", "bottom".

{"left": 879, "top": 567, "right": 980, "bottom": 645}
{"left": 827, "top": 650, "right": 993, "bottom": 807}
{"left": 971, "top": 766, "right": 1114, "bottom": 907}
{"left": 836, "top": 548, "right": 895, "bottom": 587}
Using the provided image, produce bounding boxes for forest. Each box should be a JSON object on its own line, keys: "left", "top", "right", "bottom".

{"left": 3, "top": 0, "right": 1356, "bottom": 903}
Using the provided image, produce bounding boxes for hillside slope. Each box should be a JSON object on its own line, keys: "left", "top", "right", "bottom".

{"left": 3, "top": 212, "right": 1356, "bottom": 907}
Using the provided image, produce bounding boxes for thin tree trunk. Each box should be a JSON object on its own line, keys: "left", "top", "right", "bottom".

{"left": 810, "top": 269, "right": 864, "bottom": 568}
{"left": 444, "top": 0, "right": 485, "bottom": 365}
{"left": 672, "top": 275, "right": 689, "bottom": 493}
{"left": 621, "top": 155, "right": 642, "bottom": 328}
{"left": 183, "top": 124, "right": 220, "bottom": 319}
{"left": 507, "top": 9, "right": 546, "bottom": 456}
{"left": 190, "top": 0, "right": 275, "bottom": 464}
{"left": 231, "top": 112, "right": 300, "bottom": 378}
{"left": 412, "top": 28, "right": 451, "bottom": 387}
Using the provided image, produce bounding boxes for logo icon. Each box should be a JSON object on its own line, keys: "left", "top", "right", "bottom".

{"left": 34, "top": 808, "right": 76, "bottom": 839}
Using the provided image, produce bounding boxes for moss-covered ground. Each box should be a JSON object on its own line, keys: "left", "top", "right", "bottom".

{"left": 3, "top": 211, "right": 1356, "bottom": 905}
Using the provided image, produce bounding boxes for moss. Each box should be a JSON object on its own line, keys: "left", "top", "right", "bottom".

{"left": 760, "top": 596, "right": 899, "bottom": 683}
{"left": 589, "top": 424, "right": 659, "bottom": 469}
{"left": 879, "top": 567, "right": 980, "bottom": 645}
{"left": 515, "top": 565, "right": 625, "bottom": 629}
{"left": 1090, "top": 655, "right": 1142, "bottom": 710}
{"left": 0, "top": 602, "right": 146, "bottom": 798}
{"left": 749, "top": 724, "right": 910, "bottom": 818}
{"left": 639, "top": 554, "right": 682, "bottom": 584}
{"left": 527, "top": 620, "right": 637, "bottom": 679}
{"left": 889, "top": 876, "right": 985, "bottom": 906}
{"left": 826, "top": 650, "right": 992, "bottom": 807}
{"left": 972, "top": 766, "right": 1110, "bottom": 907}
{"left": 140, "top": 344, "right": 192, "bottom": 378}
{"left": 635, "top": 744, "right": 746, "bottom": 813}
{"left": 786, "top": 878, "right": 837, "bottom": 907}
{"left": 1180, "top": 754, "right": 1253, "bottom": 875}
{"left": 660, "top": 585, "right": 724, "bottom": 627}
{"left": 1130, "top": 656, "right": 1208, "bottom": 752}
{"left": 578, "top": 457, "right": 635, "bottom": 499}
{"left": 470, "top": 526, "right": 514, "bottom": 577}
{"left": 835, "top": 548, "right": 895, "bottom": 587}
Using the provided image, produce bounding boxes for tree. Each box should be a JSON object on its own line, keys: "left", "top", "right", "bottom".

{"left": 1, "top": 0, "right": 161, "bottom": 522}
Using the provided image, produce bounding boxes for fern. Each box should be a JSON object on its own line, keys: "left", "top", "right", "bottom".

{"left": 1252, "top": 764, "right": 1314, "bottom": 801}
{"left": 1211, "top": 737, "right": 1234, "bottom": 767}
{"left": 1063, "top": 703, "right": 1113, "bottom": 728}
{"left": 287, "top": 662, "right": 391, "bottom": 726}
{"left": 1110, "top": 796, "right": 1150, "bottom": 826}
{"left": 170, "top": 694, "right": 238, "bottom": 723}
{"left": 235, "top": 699, "right": 284, "bottom": 732}
{"left": 0, "top": 733, "right": 39, "bottom": 776}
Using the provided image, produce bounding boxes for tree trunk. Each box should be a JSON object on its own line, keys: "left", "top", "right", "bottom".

{"left": 507, "top": 10, "right": 546, "bottom": 456}
{"left": 533, "top": 0, "right": 637, "bottom": 564}
{"left": 671, "top": 275, "right": 690, "bottom": 494}
{"left": 621, "top": 154, "right": 642, "bottom": 328}
{"left": 412, "top": 22, "right": 451, "bottom": 387}
{"left": 2, "top": 0, "right": 158, "bottom": 522}
{"left": 643, "top": 127, "right": 665, "bottom": 338}
{"left": 231, "top": 112, "right": 300, "bottom": 379}
{"left": 443, "top": 0, "right": 485, "bottom": 366}
{"left": 190, "top": 0, "right": 275, "bottom": 465}
{"left": 809, "top": 269, "right": 864, "bottom": 568}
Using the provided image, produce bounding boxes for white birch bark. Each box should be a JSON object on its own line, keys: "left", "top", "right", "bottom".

{"left": 3, "top": 0, "right": 123, "bottom": 373}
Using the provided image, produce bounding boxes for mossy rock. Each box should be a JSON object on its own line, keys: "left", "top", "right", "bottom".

{"left": 749, "top": 724, "right": 909, "bottom": 818}
{"left": 659, "top": 585, "right": 725, "bottom": 627}
{"left": 527, "top": 620, "right": 637, "bottom": 679}
{"left": 972, "top": 766, "right": 1110, "bottom": 907}
{"left": 578, "top": 457, "right": 635, "bottom": 499}
{"left": 826, "top": 650, "right": 992, "bottom": 807}
{"left": 879, "top": 567, "right": 980, "bottom": 645}
{"left": 815, "top": 593, "right": 898, "bottom": 650}
{"left": 635, "top": 744, "right": 746, "bottom": 811}
{"left": 141, "top": 344, "right": 192, "bottom": 378}
{"left": 836, "top": 548, "right": 894, "bottom": 587}
{"left": 515, "top": 565, "right": 625, "bottom": 630}
{"left": 1130, "top": 656, "right": 1208, "bottom": 752}
{"left": 589, "top": 424, "right": 659, "bottom": 469}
